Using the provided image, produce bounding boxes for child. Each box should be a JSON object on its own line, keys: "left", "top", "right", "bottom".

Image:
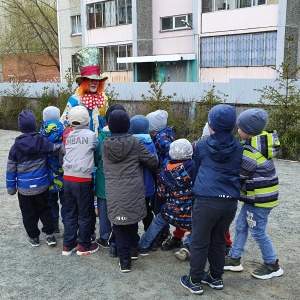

{"left": 128, "top": 115, "right": 157, "bottom": 231}
{"left": 138, "top": 139, "right": 195, "bottom": 256}
{"left": 61, "top": 106, "right": 99, "bottom": 256}
{"left": 94, "top": 104, "right": 126, "bottom": 250}
{"left": 6, "top": 109, "right": 60, "bottom": 247}
{"left": 40, "top": 106, "right": 65, "bottom": 233}
{"left": 146, "top": 110, "right": 185, "bottom": 250}
{"left": 102, "top": 110, "right": 158, "bottom": 273}
{"left": 224, "top": 108, "right": 283, "bottom": 280}
{"left": 180, "top": 104, "right": 243, "bottom": 295}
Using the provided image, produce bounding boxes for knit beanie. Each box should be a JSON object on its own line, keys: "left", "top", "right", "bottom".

{"left": 18, "top": 109, "right": 37, "bottom": 133}
{"left": 128, "top": 115, "right": 149, "bottom": 134}
{"left": 202, "top": 122, "right": 210, "bottom": 137}
{"left": 208, "top": 104, "right": 236, "bottom": 133}
{"left": 43, "top": 106, "right": 60, "bottom": 121}
{"left": 105, "top": 104, "right": 126, "bottom": 123}
{"left": 237, "top": 108, "right": 268, "bottom": 136}
{"left": 68, "top": 106, "right": 90, "bottom": 128}
{"left": 108, "top": 110, "right": 130, "bottom": 134}
{"left": 146, "top": 110, "right": 168, "bottom": 133}
{"left": 169, "top": 138, "right": 193, "bottom": 160}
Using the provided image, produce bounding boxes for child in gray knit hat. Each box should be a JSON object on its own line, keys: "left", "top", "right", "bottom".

{"left": 225, "top": 108, "right": 283, "bottom": 280}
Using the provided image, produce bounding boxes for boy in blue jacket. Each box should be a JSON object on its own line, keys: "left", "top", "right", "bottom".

{"left": 180, "top": 104, "right": 243, "bottom": 295}
{"left": 6, "top": 110, "right": 60, "bottom": 247}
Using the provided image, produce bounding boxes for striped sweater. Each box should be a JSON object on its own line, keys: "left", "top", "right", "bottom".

{"left": 240, "top": 131, "right": 280, "bottom": 208}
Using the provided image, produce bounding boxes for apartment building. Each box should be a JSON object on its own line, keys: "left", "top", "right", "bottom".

{"left": 58, "top": 0, "right": 300, "bottom": 83}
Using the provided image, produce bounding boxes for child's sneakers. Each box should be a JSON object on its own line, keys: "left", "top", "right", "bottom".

{"left": 201, "top": 271, "right": 223, "bottom": 290}
{"left": 224, "top": 256, "right": 243, "bottom": 271}
{"left": 251, "top": 259, "right": 283, "bottom": 279}
{"left": 174, "top": 243, "right": 190, "bottom": 261}
{"left": 161, "top": 236, "right": 182, "bottom": 251}
{"left": 28, "top": 237, "right": 40, "bottom": 247}
{"left": 62, "top": 245, "right": 77, "bottom": 256}
{"left": 180, "top": 275, "right": 203, "bottom": 295}
{"left": 46, "top": 234, "right": 57, "bottom": 246}
{"left": 137, "top": 244, "right": 149, "bottom": 256}
{"left": 131, "top": 248, "right": 139, "bottom": 260}
{"left": 119, "top": 258, "right": 131, "bottom": 273}
{"left": 77, "top": 243, "right": 99, "bottom": 256}
{"left": 97, "top": 238, "right": 110, "bottom": 249}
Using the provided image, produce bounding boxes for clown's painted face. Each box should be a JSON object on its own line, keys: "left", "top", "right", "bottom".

{"left": 89, "top": 79, "right": 100, "bottom": 94}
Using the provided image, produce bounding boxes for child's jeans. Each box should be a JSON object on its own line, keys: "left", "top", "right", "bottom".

{"left": 97, "top": 197, "right": 111, "bottom": 241}
{"left": 48, "top": 190, "right": 65, "bottom": 224}
{"left": 229, "top": 203, "right": 277, "bottom": 264}
{"left": 140, "top": 213, "right": 168, "bottom": 248}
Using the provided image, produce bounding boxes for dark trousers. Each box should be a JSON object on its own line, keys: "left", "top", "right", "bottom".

{"left": 48, "top": 190, "right": 66, "bottom": 224}
{"left": 18, "top": 189, "right": 54, "bottom": 238}
{"left": 63, "top": 180, "right": 94, "bottom": 248}
{"left": 190, "top": 197, "right": 237, "bottom": 282}
{"left": 142, "top": 196, "right": 154, "bottom": 232}
{"left": 113, "top": 223, "right": 140, "bottom": 259}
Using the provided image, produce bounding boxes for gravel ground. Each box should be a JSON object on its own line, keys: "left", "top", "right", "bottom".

{"left": 0, "top": 129, "right": 299, "bottom": 300}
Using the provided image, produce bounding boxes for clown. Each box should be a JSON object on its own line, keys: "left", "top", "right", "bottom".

{"left": 60, "top": 47, "right": 108, "bottom": 133}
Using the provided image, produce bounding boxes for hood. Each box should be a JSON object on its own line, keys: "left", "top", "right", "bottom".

{"left": 245, "top": 131, "right": 280, "bottom": 159}
{"left": 204, "top": 133, "right": 240, "bottom": 163}
{"left": 40, "top": 120, "right": 64, "bottom": 143}
{"left": 132, "top": 133, "right": 152, "bottom": 144}
{"left": 15, "top": 132, "right": 47, "bottom": 155}
{"left": 103, "top": 134, "right": 135, "bottom": 162}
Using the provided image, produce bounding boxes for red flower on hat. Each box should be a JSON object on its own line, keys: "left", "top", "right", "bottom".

{"left": 81, "top": 93, "right": 105, "bottom": 110}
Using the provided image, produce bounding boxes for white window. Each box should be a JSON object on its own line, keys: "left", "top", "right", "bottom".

{"left": 201, "top": 31, "right": 276, "bottom": 67}
{"left": 99, "top": 44, "right": 133, "bottom": 71}
{"left": 71, "top": 15, "right": 82, "bottom": 35}
{"left": 161, "top": 14, "right": 192, "bottom": 31}
{"left": 87, "top": 0, "right": 132, "bottom": 29}
{"left": 203, "top": 0, "right": 268, "bottom": 12}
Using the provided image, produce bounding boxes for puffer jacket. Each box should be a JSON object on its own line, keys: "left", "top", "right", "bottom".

{"left": 158, "top": 159, "right": 195, "bottom": 231}
{"left": 193, "top": 132, "right": 244, "bottom": 199}
{"left": 6, "top": 132, "right": 60, "bottom": 195}
{"left": 102, "top": 134, "right": 158, "bottom": 225}
{"left": 240, "top": 131, "right": 280, "bottom": 207}
{"left": 40, "top": 120, "right": 65, "bottom": 192}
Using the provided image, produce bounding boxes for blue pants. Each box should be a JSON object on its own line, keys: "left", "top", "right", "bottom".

{"left": 189, "top": 197, "right": 237, "bottom": 281}
{"left": 63, "top": 180, "right": 94, "bottom": 248}
{"left": 140, "top": 213, "right": 168, "bottom": 248}
{"left": 97, "top": 197, "right": 111, "bottom": 241}
{"left": 48, "top": 190, "right": 66, "bottom": 224}
{"left": 113, "top": 223, "right": 140, "bottom": 259}
{"left": 229, "top": 203, "right": 277, "bottom": 264}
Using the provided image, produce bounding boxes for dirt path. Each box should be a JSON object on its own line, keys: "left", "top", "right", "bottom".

{"left": 0, "top": 129, "right": 299, "bottom": 300}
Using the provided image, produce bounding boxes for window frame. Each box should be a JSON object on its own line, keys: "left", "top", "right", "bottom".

{"left": 71, "top": 15, "right": 82, "bottom": 36}
{"left": 160, "top": 14, "right": 193, "bottom": 32}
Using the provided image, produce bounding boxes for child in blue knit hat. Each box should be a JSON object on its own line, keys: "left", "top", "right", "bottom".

{"left": 40, "top": 106, "right": 65, "bottom": 234}
{"left": 224, "top": 108, "right": 283, "bottom": 280}
{"left": 180, "top": 104, "right": 244, "bottom": 295}
{"left": 129, "top": 115, "right": 157, "bottom": 232}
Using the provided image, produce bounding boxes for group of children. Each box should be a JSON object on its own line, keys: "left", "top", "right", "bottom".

{"left": 6, "top": 103, "right": 283, "bottom": 294}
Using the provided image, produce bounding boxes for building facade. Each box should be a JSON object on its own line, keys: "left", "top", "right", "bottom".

{"left": 57, "top": 0, "right": 300, "bottom": 83}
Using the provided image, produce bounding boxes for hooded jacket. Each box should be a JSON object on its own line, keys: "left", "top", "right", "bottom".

{"left": 40, "top": 120, "right": 65, "bottom": 192}
{"left": 6, "top": 132, "right": 60, "bottom": 195}
{"left": 102, "top": 134, "right": 158, "bottom": 225}
{"left": 192, "top": 132, "right": 243, "bottom": 199}
{"left": 240, "top": 131, "right": 280, "bottom": 207}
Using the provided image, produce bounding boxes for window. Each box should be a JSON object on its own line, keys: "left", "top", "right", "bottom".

{"left": 99, "top": 44, "right": 133, "bottom": 71}
{"left": 71, "top": 55, "right": 80, "bottom": 74}
{"left": 161, "top": 14, "right": 192, "bottom": 31}
{"left": 201, "top": 31, "right": 277, "bottom": 67}
{"left": 71, "top": 15, "right": 82, "bottom": 35}
{"left": 203, "top": 0, "right": 268, "bottom": 12}
{"left": 87, "top": 0, "right": 132, "bottom": 29}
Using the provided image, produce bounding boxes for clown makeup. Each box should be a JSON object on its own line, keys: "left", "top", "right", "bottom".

{"left": 89, "top": 79, "right": 100, "bottom": 94}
